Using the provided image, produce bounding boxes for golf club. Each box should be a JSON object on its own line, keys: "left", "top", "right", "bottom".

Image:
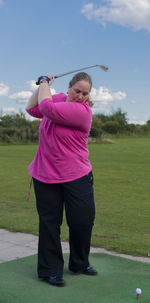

{"left": 36, "top": 64, "right": 108, "bottom": 85}
{"left": 54, "top": 64, "right": 108, "bottom": 79}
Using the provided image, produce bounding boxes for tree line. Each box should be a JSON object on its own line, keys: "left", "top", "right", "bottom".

{"left": 0, "top": 112, "right": 40, "bottom": 143}
{"left": 0, "top": 108, "right": 150, "bottom": 143}
{"left": 91, "top": 108, "right": 150, "bottom": 139}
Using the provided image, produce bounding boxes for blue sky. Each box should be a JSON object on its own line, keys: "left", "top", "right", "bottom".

{"left": 0, "top": 0, "right": 150, "bottom": 124}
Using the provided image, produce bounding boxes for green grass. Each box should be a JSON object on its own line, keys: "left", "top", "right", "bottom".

{"left": 1, "top": 253, "right": 150, "bottom": 303}
{"left": 0, "top": 137, "right": 150, "bottom": 256}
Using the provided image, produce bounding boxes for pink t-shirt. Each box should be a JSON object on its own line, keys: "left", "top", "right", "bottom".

{"left": 26, "top": 93, "right": 92, "bottom": 183}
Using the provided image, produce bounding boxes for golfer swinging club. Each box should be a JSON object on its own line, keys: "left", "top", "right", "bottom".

{"left": 26, "top": 72, "right": 98, "bottom": 286}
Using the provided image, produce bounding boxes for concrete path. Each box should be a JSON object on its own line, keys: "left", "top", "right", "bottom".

{"left": 0, "top": 229, "right": 150, "bottom": 264}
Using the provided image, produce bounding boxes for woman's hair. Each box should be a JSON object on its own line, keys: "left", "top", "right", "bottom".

{"left": 69, "top": 72, "right": 93, "bottom": 107}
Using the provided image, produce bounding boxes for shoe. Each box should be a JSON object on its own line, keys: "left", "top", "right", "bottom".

{"left": 70, "top": 266, "right": 98, "bottom": 276}
{"left": 82, "top": 266, "right": 98, "bottom": 276}
{"left": 48, "top": 276, "right": 66, "bottom": 287}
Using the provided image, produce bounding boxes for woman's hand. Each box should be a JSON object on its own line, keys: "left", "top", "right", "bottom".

{"left": 48, "top": 75, "right": 55, "bottom": 86}
{"left": 38, "top": 75, "right": 54, "bottom": 104}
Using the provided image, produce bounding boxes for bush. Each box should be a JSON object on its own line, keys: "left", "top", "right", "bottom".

{"left": 90, "top": 116, "right": 103, "bottom": 138}
{"left": 102, "top": 121, "right": 121, "bottom": 134}
{"left": 0, "top": 112, "right": 40, "bottom": 143}
{"left": 110, "top": 108, "right": 128, "bottom": 129}
{"left": 140, "top": 124, "right": 150, "bottom": 134}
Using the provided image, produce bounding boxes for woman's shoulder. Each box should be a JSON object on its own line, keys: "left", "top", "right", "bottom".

{"left": 82, "top": 101, "right": 93, "bottom": 114}
{"left": 52, "top": 93, "right": 67, "bottom": 103}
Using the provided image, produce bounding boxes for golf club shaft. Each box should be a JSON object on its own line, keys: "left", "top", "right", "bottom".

{"left": 54, "top": 64, "right": 108, "bottom": 79}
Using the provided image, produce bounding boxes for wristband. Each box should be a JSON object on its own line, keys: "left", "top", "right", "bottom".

{"left": 36, "top": 76, "right": 50, "bottom": 85}
{"left": 39, "top": 80, "right": 49, "bottom": 84}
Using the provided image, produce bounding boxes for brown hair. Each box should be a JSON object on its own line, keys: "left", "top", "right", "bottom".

{"left": 69, "top": 72, "right": 93, "bottom": 107}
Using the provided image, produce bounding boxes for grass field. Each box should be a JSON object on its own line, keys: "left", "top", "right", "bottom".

{"left": 1, "top": 253, "right": 150, "bottom": 303}
{"left": 0, "top": 137, "right": 150, "bottom": 256}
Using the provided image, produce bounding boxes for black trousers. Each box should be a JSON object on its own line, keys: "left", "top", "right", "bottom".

{"left": 33, "top": 171, "right": 95, "bottom": 278}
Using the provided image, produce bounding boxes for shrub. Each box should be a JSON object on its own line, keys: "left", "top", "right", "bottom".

{"left": 90, "top": 116, "right": 103, "bottom": 138}
{"left": 140, "top": 124, "right": 150, "bottom": 134}
{"left": 102, "top": 121, "right": 121, "bottom": 134}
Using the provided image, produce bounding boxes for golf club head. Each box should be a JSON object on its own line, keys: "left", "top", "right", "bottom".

{"left": 98, "top": 65, "right": 109, "bottom": 72}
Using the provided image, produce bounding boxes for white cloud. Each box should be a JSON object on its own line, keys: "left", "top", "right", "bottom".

{"left": 133, "top": 68, "right": 138, "bottom": 73}
{"left": 16, "top": 99, "right": 29, "bottom": 104}
{"left": 9, "top": 91, "right": 32, "bottom": 100}
{"left": 128, "top": 118, "right": 145, "bottom": 125}
{"left": 131, "top": 100, "right": 137, "bottom": 104}
{"left": 91, "top": 85, "right": 126, "bottom": 114}
{"left": 27, "top": 80, "right": 57, "bottom": 95}
{"left": 27, "top": 80, "right": 37, "bottom": 91}
{"left": 2, "top": 107, "right": 17, "bottom": 115}
{"left": 91, "top": 86, "right": 126, "bottom": 104}
{"left": 8, "top": 83, "right": 57, "bottom": 104}
{"left": 8, "top": 91, "right": 33, "bottom": 105}
{"left": 81, "top": 0, "right": 150, "bottom": 32}
{"left": 26, "top": 80, "right": 56, "bottom": 96}
{"left": 0, "top": 82, "right": 9, "bottom": 96}
{"left": 9, "top": 90, "right": 32, "bottom": 105}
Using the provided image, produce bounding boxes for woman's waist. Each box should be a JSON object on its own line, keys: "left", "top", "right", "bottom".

{"left": 29, "top": 160, "right": 92, "bottom": 183}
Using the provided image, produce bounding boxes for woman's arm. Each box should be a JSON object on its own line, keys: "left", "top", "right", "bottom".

{"left": 39, "top": 99, "right": 92, "bottom": 131}
{"left": 25, "top": 86, "right": 43, "bottom": 118}
{"left": 25, "top": 75, "right": 55, "bottom": 118}
{"left": 26, "top": 87, "right": 39, "bottom": 110}
{"left": 26, "top": 75, "right": 55, "bottom": 110}
{"left": 38, "top": 75, "right": 55, "bottom": 105}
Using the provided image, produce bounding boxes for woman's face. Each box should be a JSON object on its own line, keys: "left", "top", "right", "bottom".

{"left": 67, "top": 80, "right": 91, "bottom": 103}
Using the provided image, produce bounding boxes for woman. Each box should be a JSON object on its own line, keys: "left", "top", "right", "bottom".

{"left": 26, "top": 72, "right": 97, "bottom": 287}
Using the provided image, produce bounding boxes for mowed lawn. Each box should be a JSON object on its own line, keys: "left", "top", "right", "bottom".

{"left": 0, "top": 137, "right": 150, "bottom": 256}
